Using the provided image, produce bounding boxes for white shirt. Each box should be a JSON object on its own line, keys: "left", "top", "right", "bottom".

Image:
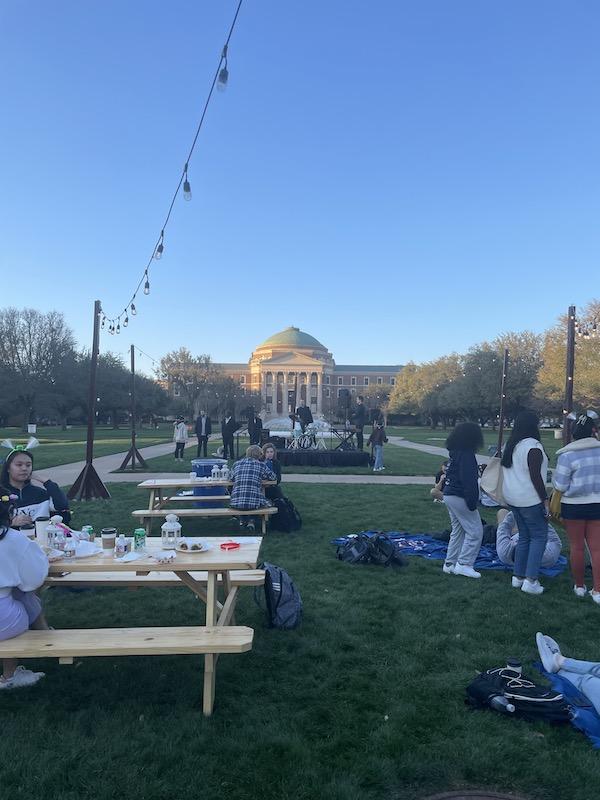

{"left": 501, "top": 438, "right": 548, "bottom": 508}
{"left": 0, "top": 528, "right": 49, "bottom": 598}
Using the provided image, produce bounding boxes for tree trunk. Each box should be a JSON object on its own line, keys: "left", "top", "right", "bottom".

{"left": 111, "top": 408, "right": 120, "bottom": 429}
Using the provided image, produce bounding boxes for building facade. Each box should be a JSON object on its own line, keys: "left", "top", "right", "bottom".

{"left": 216, "top": 327, "right": 401, "bottom": 417}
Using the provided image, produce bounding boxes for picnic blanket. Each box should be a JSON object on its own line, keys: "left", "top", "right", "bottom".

{"left": 535, "top": 662, "right": 600, "bottom": 749}
{"left": 330, "top": 531, "right": 567, "bottom": 577}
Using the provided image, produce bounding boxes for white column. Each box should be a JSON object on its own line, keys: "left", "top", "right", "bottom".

{"left": 315, "top": 374, "right": 320, "bottom": 416}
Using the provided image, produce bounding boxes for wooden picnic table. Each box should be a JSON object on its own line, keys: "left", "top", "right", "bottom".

{"left": 138, "top": 478, "right": 276, "bottom": 511}
{"left": 46, "top": 536, "right": 262, "bottom": 714}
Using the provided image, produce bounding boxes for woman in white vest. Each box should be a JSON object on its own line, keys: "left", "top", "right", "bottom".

{"left": 501, "top": 410, "right": 549, "bottom": 596}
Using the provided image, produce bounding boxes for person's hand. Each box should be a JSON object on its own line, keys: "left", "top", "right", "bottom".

{"left": 30, "top": 471, "right": 51, "bottom": 486}
{"left": 12, "top": 512, "right": 33, "bottom": 527}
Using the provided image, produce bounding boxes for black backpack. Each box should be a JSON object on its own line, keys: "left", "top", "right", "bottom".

{"left": 255, "top": 562, "right": 303, "bottom": 629}
{"left": 466, "top": 664, "right": 571, "bottom": 724}
{"left": 337, "top": 532, "right": 408, "bottom": 567}
{"left": 271, "top": 496, "right": 302, "bottom": 532}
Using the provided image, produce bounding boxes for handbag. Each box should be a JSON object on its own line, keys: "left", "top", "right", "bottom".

{"left": 480, "top": 457, "right": 506, "bottom": 505}
{"left": 549, "top": 489, "right": 562, "bottom": 521}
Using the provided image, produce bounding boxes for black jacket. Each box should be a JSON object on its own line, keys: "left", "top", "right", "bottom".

{"left": 195, "top": 416, "right": 212, "bottom": 437}
{"left": 352, "top": 404, "right": 368, "bottom": 428}
{"left": 6, "top": 479, "right": 71, "bottom": 524}
{"left": 221, "top": 417, "right": 237, "bottom": 440}
{"left": 443, "top": 449, "right": 479, "bottom": 511}
{"left": 296, "top": 406, "right": 313, "bottom": 425}
{"left": 248, "top": 417, "right": 263, "bottom": 439}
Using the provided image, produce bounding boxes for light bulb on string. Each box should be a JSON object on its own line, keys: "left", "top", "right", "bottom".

{"left": 131, "top": 302, "right": 137, "bottom": 316}
{"left": 183, "top": 164, "right": 192, "bottom": 201}
{"left": 116, "top": 322, "right": 121, "bottom": 334}
{"left": 154, "top": 231, "right": 164, "bottom": 260}
{"left": 144, "top": 275, "right": 150, "bottom": 295}
{"left": 101, "top": 317, "right": 105, "bottom": 329}
{"left": 217, "top": 45, "right": 229, "bottom": 91}
{"left": 123, "top": 315, "right": 129, "bottom": 328}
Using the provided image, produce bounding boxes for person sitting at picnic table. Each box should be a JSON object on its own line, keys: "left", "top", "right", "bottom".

{"left": 1, "top": 439, "right": 71, "bottom": 526}
{"left": 0, "top": 492, "right": 50, "bottom": 690}
{"left": 262, "top": 442, "right": 282, "bottom": 501}
{"left": 230, "top": 445, "right": 277, "bottom": 532}
{"left": 495, "top": 509, "right": 562, "bottom": 569}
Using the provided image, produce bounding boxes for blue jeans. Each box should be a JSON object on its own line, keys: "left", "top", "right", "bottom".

{"left": 373, "top": 445, "right": 383, "bottom": 469}
{"left": 559, "top": 658, "right": 600, "bottom": 716}
{"left": 510, "top": 502, "right": 548, "bottom": 580}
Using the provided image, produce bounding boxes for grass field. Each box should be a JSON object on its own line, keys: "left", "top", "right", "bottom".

{"left": 3, "top": 481, "right": 599, "bottom": 800}
{"left": 0, "top": 425, "right": 172, "bottom": 470}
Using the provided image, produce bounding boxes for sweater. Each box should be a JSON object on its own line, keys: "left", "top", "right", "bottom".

{"left": 495, "top": 512, "right": 562, "bottom": 567}
{"left": 553, "top": 438, "right": 600, "bottom": 504}
{"left": 444, "top": 449, "right": 479, "bottom": 511}
{"left": 0, "top": 528, "right": 49, "bottom": 598}
{"left": 502, "top": 438, "right": 548, "bottom": 508}
{"left": 173, "top": 422, "right": 189, "bottom": 443}
{"left": 5, "top": 479, "right": 71, "bottom": 524}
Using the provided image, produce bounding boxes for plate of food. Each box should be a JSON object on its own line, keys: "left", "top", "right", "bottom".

{"left": 176, "top": 539, "right": 205, "bottom": 553}
{"left": 42, "top": 546, "right": 64, "bottom": 562}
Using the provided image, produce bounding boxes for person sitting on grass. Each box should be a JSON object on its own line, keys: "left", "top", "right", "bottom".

{"left": 442, "top": 422, "right": 484, "bottom": 579}
{"left": 1, "top": 440, "right": 71, "bottom": 525}
{"left": 0, "top": 492, "right": 50, "bottom": 690}
{"left": 495, "top": 509, "right": 562, "bottom": 569}
{"left": 537, "top": 632, "right": 600, "bottom": 716}
{"left": 230, "top": 445, "right": 277, "bottom": 532}
{"left": 430, "top": 461, "right": 449, "bottom": 502}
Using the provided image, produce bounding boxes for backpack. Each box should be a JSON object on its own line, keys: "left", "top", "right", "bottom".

{"left": 466, "top": 664, "right": 571, "bottom": 724}
{"left": 337, "top": 532, "right": 408, "bottom": 567}
{"left": 270, "top": 496, "right": 302, "bottom": 532}
{"left": 255, "top": 562, "right": 303, "bottom": 629}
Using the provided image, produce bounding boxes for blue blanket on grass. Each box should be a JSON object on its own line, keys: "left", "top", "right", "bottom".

{"left": 331, "top": 531, "right": 567, "bottom": 577}
{"left": 534, "top": 661, "right": 600, "bottom": 749}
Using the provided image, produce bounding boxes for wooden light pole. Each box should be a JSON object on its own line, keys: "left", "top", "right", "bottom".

{"left": 68, "top": 300, "right": 111, "bottom": 500}
{"left": 120, "top": 344, "right": 148, "bottom": 470}
{"left": 495, "top": 348, "right": 509, "bottom": 457}
{"left": 562, "top": 304, "right": 576, "bottom": 444}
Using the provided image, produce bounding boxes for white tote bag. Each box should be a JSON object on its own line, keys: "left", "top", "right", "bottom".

{"left": 479, "top": 457, "right": 506, "bottom": 505}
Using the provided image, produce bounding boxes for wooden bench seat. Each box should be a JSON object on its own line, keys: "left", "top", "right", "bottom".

{"left": 0, "top": 626, "right": 253, "bottom": 715}
{"left": 160, "top": 495, "right": 230, "bottom": 502}
{"left": 132, "top": 506, "right": 277, "bottom": 535}
{"left": 45, "top": 569, "right": 265, "bottom": 589}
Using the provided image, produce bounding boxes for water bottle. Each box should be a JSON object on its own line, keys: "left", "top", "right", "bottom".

{"left": 161, "top": 514, "right": 181, "bottom": 549}
{"left": 115, "top": 533, "right": 127, "bottom": 558}
{"left": 63, "top": 537, "right": 76, "bottom": 560}
{"left": 55, "top": 528, "right": 66, "bottom": 552}
{"left": 505, "top": 658, "right": 522, "bottom": 676}
{"left": 45, "top": 515, "right": 62, "bottom": 548}
{"left": 490, "top": 694, "right": 516, "bottom": 714}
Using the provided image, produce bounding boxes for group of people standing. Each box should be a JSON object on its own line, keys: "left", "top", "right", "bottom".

{"left": 440, "top": 409, "right": 600, "bottom": 603}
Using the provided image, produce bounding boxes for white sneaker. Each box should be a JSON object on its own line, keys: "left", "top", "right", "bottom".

{"left": 573, "top": 585, "right": 587, "bottom": 598}
{"left": 521, "top": 579, "right": 544, "bottom": 595}
{"left": 0, "top": 665, "right": 45, "bottom": 690}
{"left": 512, "top": 577, "right": 524, "bottom": 589}
{"left": 442, "top": 563, "right": 455, "bottom": 574}
{"left": 536, "top": 632, "right": 561, "bottom": 673}
{"left": 453, "top": 563, "right": 481, "bottom": 579}
{"left": 591, "top": 590, "right": 600, "bottom": 605}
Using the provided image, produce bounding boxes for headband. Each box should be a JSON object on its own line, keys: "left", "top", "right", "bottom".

{"left": 1, "top": 437, "right": 40, "bottom": 460}
{"left": 566, "top": 410, "right": 599, "bottom": 425}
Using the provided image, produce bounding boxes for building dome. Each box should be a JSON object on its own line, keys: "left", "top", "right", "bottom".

{"left": 258, "top": 326, "right": 326, "bottom": 351}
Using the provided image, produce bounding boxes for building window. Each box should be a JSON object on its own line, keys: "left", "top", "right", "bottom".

{"left": 311, "top": 397, "right": 317, "bottom": 406}
{"left": 240, "top": 375, "right": 245, "bottom": 384}
{"left": 338, "top": 377, "right": 343, "bottom": 385}
{"left": 337, "top": 389, "right": 343, "bottom": 398}
{"left": 377, "top": 377, "right": 383, "bottom": 385}
{"left": 325, "top": 388, "right": 330, "bottom": 398}
{"left": 364, "top": 377, "right": 369, "bottom": 386}
{"left": 351, "top": 376, "right": 356, "bottom": 386}
{"left": 266, "top": 396, "right": 272, "bottom": 405}
{"left": 351, "top": 388, "right": 355, "bottom": 395}
{"left": 325, "top": 375, "right": 330, "bottom": 385}
{"left": 391, "top": 377, "right": 396, "bottom": 386}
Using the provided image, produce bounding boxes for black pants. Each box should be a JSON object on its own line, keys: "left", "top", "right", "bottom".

{"left": 223, "top": 437, "right": 235, "bottom": 459}
{"left": 356, "top": 427, "right": 364, "bottom": 450}
{"left": 197, "top": 436, "right": 208, "bottom": 458}
{"left": 174, "top": 442, "right": 185, "bottom": 459}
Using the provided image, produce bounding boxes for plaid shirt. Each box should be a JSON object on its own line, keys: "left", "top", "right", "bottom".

{"left": 230, "top": 458, "right": 276, "bottom": 510}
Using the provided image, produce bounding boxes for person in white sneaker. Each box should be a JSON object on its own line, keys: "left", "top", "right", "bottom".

{"left": 501, "top": 411, "right": 549, "bottom": 595}
{"left": 0, "top": 493, "right": 50, "bottom": 690}
{"left": 536, "top": 632, "right": 600, "bottom": 715}
{"left": 442, "top": 423, "right": 484, "bottom": 579}
{"left": 367, "top": 421, "right": 388, "bottom": 473}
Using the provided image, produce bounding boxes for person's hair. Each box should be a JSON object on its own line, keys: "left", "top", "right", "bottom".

{"left": 572, "top": 410, "right": 599, "bottom": 441}
{"left": 501, "top": 410, "right": 542, "bottom": 467}
{"left": 261, "top": 442, "right": 278, "bottom": 460}
{"left": 358, "top": 395, "right": 364, "bottom": 402}
{"left": 246, "top": 445, "right": 263, "bottom": 460}
{"left": 445, "top": 422, "right": 483, "bottom": 452}
{"left": 1, "top": 449, "right": 34, "bottom": 488}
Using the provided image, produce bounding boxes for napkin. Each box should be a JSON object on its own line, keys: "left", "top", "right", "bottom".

{"left": 115, "top": 551, "right": 142, "bottom": 563}
{"left": 153, "top": 550, "right": 177, "bottom": 563}
{"left": 74, "top": 541, "right": 103, "bottom": 558}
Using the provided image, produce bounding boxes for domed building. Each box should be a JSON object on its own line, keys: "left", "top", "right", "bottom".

{"left": 217, "top": 326, "right": 401, "bottom": 418}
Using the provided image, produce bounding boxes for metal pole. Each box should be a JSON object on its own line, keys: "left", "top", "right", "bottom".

{"left": 495, "top": 348, "right": 509, "bottom": 456}
{"left": 563, "top": 304, "right": 576, "bottom": 444}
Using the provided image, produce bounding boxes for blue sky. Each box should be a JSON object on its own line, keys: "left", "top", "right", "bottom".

{"left": 1, "top": 0, "right": 599, "bottom": 373}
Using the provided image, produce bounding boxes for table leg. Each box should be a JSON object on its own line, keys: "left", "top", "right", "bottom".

{"left": 205, "top": 572, "right": 217, "bottom": 626}
{"left": 174, "top": 571, "right": 223, "bottom": 613}
{"left": 203, "top": 653, "right": 216, "bottom": 716}
{"left": 219, "top": 571, "right": 237, "bottom": 626}
{"left": 148, "top": 489, "right": 155, "bottom": 511}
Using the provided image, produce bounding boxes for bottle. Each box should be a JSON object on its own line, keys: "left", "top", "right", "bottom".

{"left": 490, "top": 695, "right": 516, "bottom": 714}
{"left": 133, "top": 527, "right": 147, "bottom": 553}
{"left": 55, "top": 528, "right": 66, "bottom": 552}
{"left": 115, "top": 533, "right": 127, "bottom": 558}
{"left": 161, "top": 514, "right": 181, "bottom": 549}
{"left": 211, "top": 464, "right": 220, "bottom": 480}
{"left": 45, "top": 515, "right": 63, "bottom": 548}
{"left": 63, "top": 537, "right": 76, "bottom": 560}
{"left": 81, "top": 525, "right": 94, "bottom": 542}
{"left": 505, "top": 659, "right": 522, "bottom": 676}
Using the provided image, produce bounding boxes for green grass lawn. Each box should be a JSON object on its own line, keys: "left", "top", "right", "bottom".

{"left": 0, "top": 425, "right": 172, "bottom": 470}
{"left": 3, "top": 482, "right": 598, "bottom": 800}
{"left": 134, "top": 436, "right": 444, "bottom": 477}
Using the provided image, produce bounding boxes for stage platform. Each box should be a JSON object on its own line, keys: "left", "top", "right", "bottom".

{"left": 278, "top": 449, "right": 370, "bottom": 468}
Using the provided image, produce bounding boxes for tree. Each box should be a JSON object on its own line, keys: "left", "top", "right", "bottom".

{"left": 158, "top": 349, "right": 225, "bottom": 420}
{"left": 0, "top": 308, "right": 76, "bottom": 428}
{"left": 388, "top": 355, "right": 462, "bottom": 425}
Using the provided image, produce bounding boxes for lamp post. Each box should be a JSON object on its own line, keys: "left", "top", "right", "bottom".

{"left": 562, "top": 305, "right": 576, "bottom": 445}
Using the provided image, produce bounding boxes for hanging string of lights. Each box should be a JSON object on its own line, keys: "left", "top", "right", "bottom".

{"left": 101, "top": 0, "right": 244, "bottom": 335}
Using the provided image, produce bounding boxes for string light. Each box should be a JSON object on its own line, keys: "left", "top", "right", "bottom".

{"left": 99, "top": 0, "right": 244, "bottom": 331}
{"left": 116, "top": 322, "right": 121, "bottom": 334}
{"left": 101, "top": 317, "right": 105, "bottom": 329}
{"left": 123, "top": 314, "right": 129, "bottom": 328}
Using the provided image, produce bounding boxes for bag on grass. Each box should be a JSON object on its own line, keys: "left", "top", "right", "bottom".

{"left": 479, "top": 457, "right": 506, "bottom": 505}
{"left": 255, "top": 562, "right": 302, "bottom": 630}
{"left": 270, "top": 496, "right": 302, "bottom": 532}
{"left": 337, "top": 532, "right": 407, "bottom": 567}
{"left": 337, "top": 533, "right": 373, "bottom": 564}
{"left": 466, "top": 664, "right": 570, "bottom": 724}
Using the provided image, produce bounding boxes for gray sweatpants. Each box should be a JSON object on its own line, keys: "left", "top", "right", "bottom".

{"left": 443, "top": 494, "right": 484, "bottom": 567}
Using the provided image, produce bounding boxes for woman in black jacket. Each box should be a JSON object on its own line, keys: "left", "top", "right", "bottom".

{"left": 261, "top": 442, "right": 282, "bottom": 501}
{"left": 442, "top": 422, "right": 484, "bottom": 579}
{"left": 1, "top": 446, "right": 71, "bottom": 525}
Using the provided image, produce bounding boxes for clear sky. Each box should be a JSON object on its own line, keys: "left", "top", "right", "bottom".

{"left": 1, "top": 0, "right": 599, "bottom": 374}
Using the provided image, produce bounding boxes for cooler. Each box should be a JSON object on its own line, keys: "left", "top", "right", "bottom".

{"left": 190, "top": 458, "right": 229, "bottom": 508}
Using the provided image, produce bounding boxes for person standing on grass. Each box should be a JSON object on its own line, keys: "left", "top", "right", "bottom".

{"left": 173, "top": 416, "right": 188, "bottom": 461}
{"left": 195, "top": 411, "right": 212, "bottom": 458}
{"left": 553, "top": 410, "right": 600, "bottom": 603}
{"left": 351, "top": 395, "right": 368, "bottom": 450}
{"left": 368, "top": 421, "right": 387, "bottom": 472}
{"left": 221, "top": 411, "right": 237, "bottom": 461}
{"left": 501, "top": 410, "right": 549, "bottom": 596}
{"left": 0, "top": 493, "right": 50, "bottom": 690}
{"left": 442, "top": 422, "right": 484, "bottom": 579}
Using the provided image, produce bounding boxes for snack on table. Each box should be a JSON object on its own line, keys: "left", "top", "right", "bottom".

{"left": 178, "top": 540, "right": 189, "bottom": 550}
{"left": 191, "top": 543, "right": 203, "bottom": 551}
